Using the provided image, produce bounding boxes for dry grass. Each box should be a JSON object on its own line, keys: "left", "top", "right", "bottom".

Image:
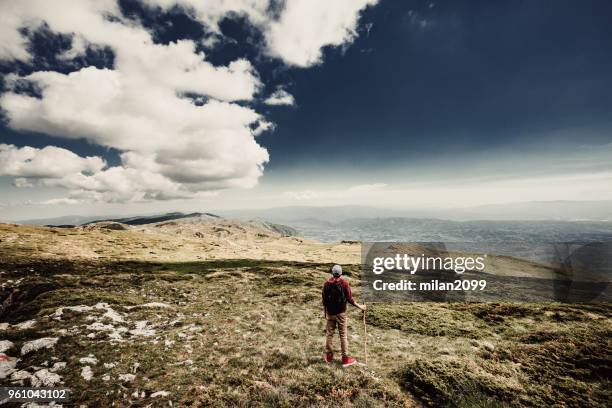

{"left": 1, "top": 224, "right": 610, "bottom": 407}
{"left": 1, "top": 257, "right": 610, "bottom": 407}
{"left": 0, "top": 222, "right": 360, "bottom": 264}
{"left": 1, "top": 258, "right": 415, "bottom": 407}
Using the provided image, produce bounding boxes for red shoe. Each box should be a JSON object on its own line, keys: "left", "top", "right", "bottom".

{"left": 342, "top": 356, "right": 357, "bottom": 367}
{"left": 324, "top": 352, "right": 333, "bottom": 363}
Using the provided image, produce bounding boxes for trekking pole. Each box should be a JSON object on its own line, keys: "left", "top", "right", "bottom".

{"left": 363, "top": 309, "right": 368, "bottom": 365}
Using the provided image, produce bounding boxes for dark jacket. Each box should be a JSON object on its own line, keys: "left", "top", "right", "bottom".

{"left": 322, "top": 276, "right": 356, "bottom": 315}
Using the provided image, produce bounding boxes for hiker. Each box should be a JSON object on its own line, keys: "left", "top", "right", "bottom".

{"left": 322, "top": 264, "right": 366, "bottom": 367}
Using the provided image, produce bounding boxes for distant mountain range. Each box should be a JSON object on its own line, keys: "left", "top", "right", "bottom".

{"left": 82, "top": 212, "right": 221, "bottom": 226}
{"left": 217, "top": 201, "right": 612, "bottom": 222}
{"left": 13, "top": 201, "right": 612, "bottom": 244}
{"left": 16, "top": 201, "right": 612, "bottom": 227}
{"left": 15, "top": 211, "right": 299, "bottom": 238}
{"left": 17, "top": 211, "right": 220, "bottom": 227}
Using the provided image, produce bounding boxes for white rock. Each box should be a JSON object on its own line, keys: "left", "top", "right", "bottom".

{"left": 87, "top": 322, "right": 115, "bottom": 331}
{"left": 102, "top": 374, "right": 110, "bottom": 381}
{"left": 21, "top": 337, "right": 59, "bottom": 355}
{"left": 103, "top": 362, "right": 116, "bottom": 369}
{"left": 81, "top": 366, "right": 93, "bottom": 381}
{"left": 108, "top": 334, "right": 124, "bottom": 342}
{"left": 50, "top": 362, "right": 66, "bottom": 372}
{"left": 0, "top": 355, "right": 18, "bottom": 380}
{"left": 0, "top": 323, "right": 9, "bottom": 330}
{"left": 31, "top": 369, "right": 62, "bottom": 387}
{"left": 125, "top": 302, "right": 172, "bottom": 310}
{"left": 112, "top": 327, "right": 128, "bottom": 339}
{"left": 129, "top": 321, "right": 156, "bottom": 337}
{"left": 151, "top": 391, "right": 170, "bottom": 398}
{"left": 87, "top": 322, "right": 128, "bottom": 342}
{"left": 67, "top": 305, "right": 94, "bottom": 312}
{"left": 478, "top": 340, "right": 495, "bottom": 351}
{"left": 118, "top": 373, "right": 135, "bottom": 383}
{"left": 53, "top": 305, "right": 93, "bottom": 319}
{"left": 94, "top": 303, "right": 125, "bottom": 323}
{"left": 103, "top": 308, "right": 125, "bottom": 323}
{"left": 0, "top": 340, "right": 14, "bottom": 353}
{"left": 15, "top": 319, "right": 37, "bottom": 330}
{"left": 10, "top": 369, "right": 31, "bottom": 381}
{"left": 79, "top": 355, "right": 98, "bottom": 365}
{"left": 140, "top": 302, "right": 171, "bottom": 308}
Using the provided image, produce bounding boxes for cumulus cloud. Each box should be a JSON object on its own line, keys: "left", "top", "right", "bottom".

{"left": 141, "top": 0, "right": 270, "bottom": 32}
{"left": 264, "top": 0, "right": 378, "bottom": 67}
{"left": 264, "top": 88, "right": 295, "bottom": 106}
{"left": 0, "top": 0, "right": 377, "bottom": 203}
{"left": 0, "top": 1, "right": 268, "bottom": 203}
{"left": 0, "top": 144, "right": 197, "bottom": 202}
{"left": 143, "top": 0, "right": 378, "bottom": 67}
{"left": 0, "top": 144, "right": 105, "bottom": 179}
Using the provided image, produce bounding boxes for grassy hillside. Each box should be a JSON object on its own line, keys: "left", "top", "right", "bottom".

{"left": 1, "top": 254, "right": 610, "bottom": 407}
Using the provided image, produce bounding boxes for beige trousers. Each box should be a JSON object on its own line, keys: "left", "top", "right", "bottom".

{"left": 325, "top": 312, "right": 348, "bottom": 357}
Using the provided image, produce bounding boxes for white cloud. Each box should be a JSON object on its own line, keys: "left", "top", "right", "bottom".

{"left": 42, "top": 197, "right": 81, "bottom": 205}
{"left": 141, "top": 0, "right": 270, "bottom": 32}
{"left": 0, "top": 1, "right": 270, "bottom": 203}
{"left": 144, "top": 0, "right": 378, "bottom": 67}
{"left": 264, "top": 0, "right": 378, "bottom": 67}
{"left": 0, "top": 4, "right": 31, "bottom": 60}
{"left": 264, "top": 89, "right": 295, "bottom": 106}
{"left": 0, "top": 144, "right": 105, "bottom": 179}
{"left": 0, "top": 0, "right": 377, "bottom": 203}
{"left": 0, "top": 144, "right": 195, "bottom": 203}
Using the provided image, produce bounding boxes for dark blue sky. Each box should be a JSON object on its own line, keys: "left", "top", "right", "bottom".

{"left": 3, "top": 0, "right": 611, "bottom": 172}
{"left": 259, "top": 0, "right": 612, "bottom": 172}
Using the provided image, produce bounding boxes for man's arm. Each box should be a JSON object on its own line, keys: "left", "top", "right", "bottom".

{"left": 322, "top": 282, "right": 326, "bottom": 305}
{"left": 344, "top": 280, "right": 366, "bottom": 311}
{"left": 322, "top": 282, "right": 327, "bottom": 318}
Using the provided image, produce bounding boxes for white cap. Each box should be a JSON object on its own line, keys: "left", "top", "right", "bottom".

{"left": 331, "top": 264, "right": 342, "bottom": 276}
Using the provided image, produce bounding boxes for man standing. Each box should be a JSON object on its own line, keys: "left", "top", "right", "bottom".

{"left": 322, "top": 264, "right": 366, "bottom": 367}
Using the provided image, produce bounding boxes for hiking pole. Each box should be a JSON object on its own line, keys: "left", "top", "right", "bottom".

{"left": 363, "top": 309, "right": 368, "bottom": 365}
